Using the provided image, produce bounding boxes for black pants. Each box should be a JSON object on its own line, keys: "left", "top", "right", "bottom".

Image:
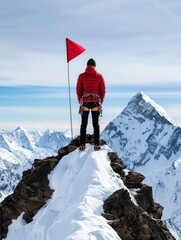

{"left": 80, "top": 102, "right": 100, "bottom": 146}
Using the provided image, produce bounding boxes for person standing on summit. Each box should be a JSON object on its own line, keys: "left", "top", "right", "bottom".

{"left": 76, "top": 58, "right": 106, "bottom": 151}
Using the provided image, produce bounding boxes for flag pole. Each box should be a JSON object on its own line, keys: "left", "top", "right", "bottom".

{"left": 67, "top": 62, "right": 74, "bottom": 140}
{"left": 66, "top": 38, "right": 86, "bottom": 140}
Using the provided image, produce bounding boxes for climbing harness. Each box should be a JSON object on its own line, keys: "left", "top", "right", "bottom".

{"left": 78, "top": 93, "right": 102, "bottom": 117}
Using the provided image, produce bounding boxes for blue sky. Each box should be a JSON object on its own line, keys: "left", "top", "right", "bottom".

{"left": 0, "top": 0, "right": 181, "bottom": 133}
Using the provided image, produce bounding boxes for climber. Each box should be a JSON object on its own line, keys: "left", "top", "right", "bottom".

{"left": 76, "top": 58, "right": 106, "bottom": 151}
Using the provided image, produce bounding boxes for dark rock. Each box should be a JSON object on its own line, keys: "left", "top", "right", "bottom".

{"left": 135, "top": 184, "right": 163, "bottom": 219}
{"left": 106, "top": 151, "right": 175, "bottom": 239}
{"left": 0, "top": 156, "right": 58, "bottom": 239}
{"left": 103, "top": 189, "right": 175, "bottom": 240}
{"left": 135, "top": 185, "right": 154, "bottom": 212}
{"left": 125, "top": 171, "right": 145, "bottom": 188}
{"left": 108, "top": 152, "right": 124, "bottom": 165}
{"left": 108, "top": 152, "right": 125, "bottom": 178}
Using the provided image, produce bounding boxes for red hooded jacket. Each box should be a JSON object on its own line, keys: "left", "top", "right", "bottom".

{"left": 76, "top": 66, "right": 106, "bottom": 104}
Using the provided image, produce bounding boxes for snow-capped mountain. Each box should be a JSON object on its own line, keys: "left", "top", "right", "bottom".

{"left": 101, "top": 91, "right": 180, "bottom": 170}
{"left": 36, "top": 129, "right": 69, "bottom": 152}
{"left": 0, "top": 127, "right": 70, "bottom": 199}
{"left": 101, "top": 91, "right": 181, "bottom": 237}
{"left": 8, "top": 127, "right": 36, "bottom": 150}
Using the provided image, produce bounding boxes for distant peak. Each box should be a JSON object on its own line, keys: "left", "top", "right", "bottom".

{"left": 129, "top": 92, "right": 175, "bottom": 125}
{"left": 15, "top": 127, "right": 27, "bottom": 132}
{"left": 134, "top": 91, "right": 145, "bottom": 97}
{"left": 132, "top": 91, "right": 150, "bottom": 101}
{"left": 44, "top": 129, "right": 54, "bottom": 134}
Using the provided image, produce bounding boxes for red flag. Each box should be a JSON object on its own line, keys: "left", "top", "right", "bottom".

{"left": 66, "top": 38, "right": 86, "bottom": 63}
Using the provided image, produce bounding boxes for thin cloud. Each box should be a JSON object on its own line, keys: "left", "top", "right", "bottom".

{"left": 152, "top": 0, "right": 181, "bottom": 21}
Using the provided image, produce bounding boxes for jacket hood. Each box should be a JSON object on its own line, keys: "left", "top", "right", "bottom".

{"left": 85, "top": 66, "right": 97, "bottom": 74}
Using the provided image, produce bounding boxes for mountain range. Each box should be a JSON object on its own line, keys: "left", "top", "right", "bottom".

{"left": 0, "top": 127, "right": 70, "bottom": 199}
{"left": 0, "top": 91, "right": 180, "bottom": 239}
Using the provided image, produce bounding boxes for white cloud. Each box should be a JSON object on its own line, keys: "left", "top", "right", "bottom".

{"left": 1, "top": 0, "right": 181, "bottom": 87}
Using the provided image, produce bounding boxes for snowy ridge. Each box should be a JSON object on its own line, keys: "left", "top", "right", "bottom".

{"left": 5, "top": 145, "right": 123, "bottom": 240}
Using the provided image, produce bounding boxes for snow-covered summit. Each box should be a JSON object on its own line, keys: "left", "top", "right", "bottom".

{"left": 101, "top": 91, "right": 180, "bottom": 169}
{"left": 127, "top": 91, "right": 175, "bottom": 125}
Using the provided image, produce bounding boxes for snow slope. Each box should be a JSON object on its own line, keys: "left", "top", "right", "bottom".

{"left": 5, "top": 144, "right": 124, "bottom": 240}
{"left": 144, "top": 157, "right": 181, "bottom": 237}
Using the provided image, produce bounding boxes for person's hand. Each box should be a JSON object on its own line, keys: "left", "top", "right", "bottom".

{"left": 97, "top": 105, "right": 102, "bottom": 112}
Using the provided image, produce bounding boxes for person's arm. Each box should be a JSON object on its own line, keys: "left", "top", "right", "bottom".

{"left": 99, "top": 75, "right": 106, "bottom": 104}
{"left": 76, "top": 75, "right": 83, "bottom": 103}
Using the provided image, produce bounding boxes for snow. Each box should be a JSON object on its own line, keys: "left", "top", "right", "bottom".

{"left": 144, "top": 156, "right": 181, "bottom": 220}
{"left": 174, "top": 158, "right": 181, "bottom": 170}
{"left": 5, "top": 144, "right": 124, "bottom": 240}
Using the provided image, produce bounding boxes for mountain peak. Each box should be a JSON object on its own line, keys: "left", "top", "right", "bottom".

{"left": 14, "top": 126, "right": 27, "bottom": 132}
{"left": 125, "top": 91, "right": 175, "bottom": 125}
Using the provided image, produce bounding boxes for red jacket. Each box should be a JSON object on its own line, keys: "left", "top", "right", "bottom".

{"left": 76, "top": 66, "right": 106, "bottom": 104}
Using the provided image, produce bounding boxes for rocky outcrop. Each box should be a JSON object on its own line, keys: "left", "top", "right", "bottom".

{"left": 103, "top": 189, "right": 172, "bottom": 240}
{"left": 0, "top": 135, "right": 175, "bottom": 240}
{"left": 105, "top": 151, "right": 175, "bottom": 240}
{"left": 0, "top": 157, "right": 58, "bottom": 239}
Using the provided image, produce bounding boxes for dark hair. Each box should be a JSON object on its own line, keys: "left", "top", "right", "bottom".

{"left": 87, "top": 58, "right": 96, "bottom": 67}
